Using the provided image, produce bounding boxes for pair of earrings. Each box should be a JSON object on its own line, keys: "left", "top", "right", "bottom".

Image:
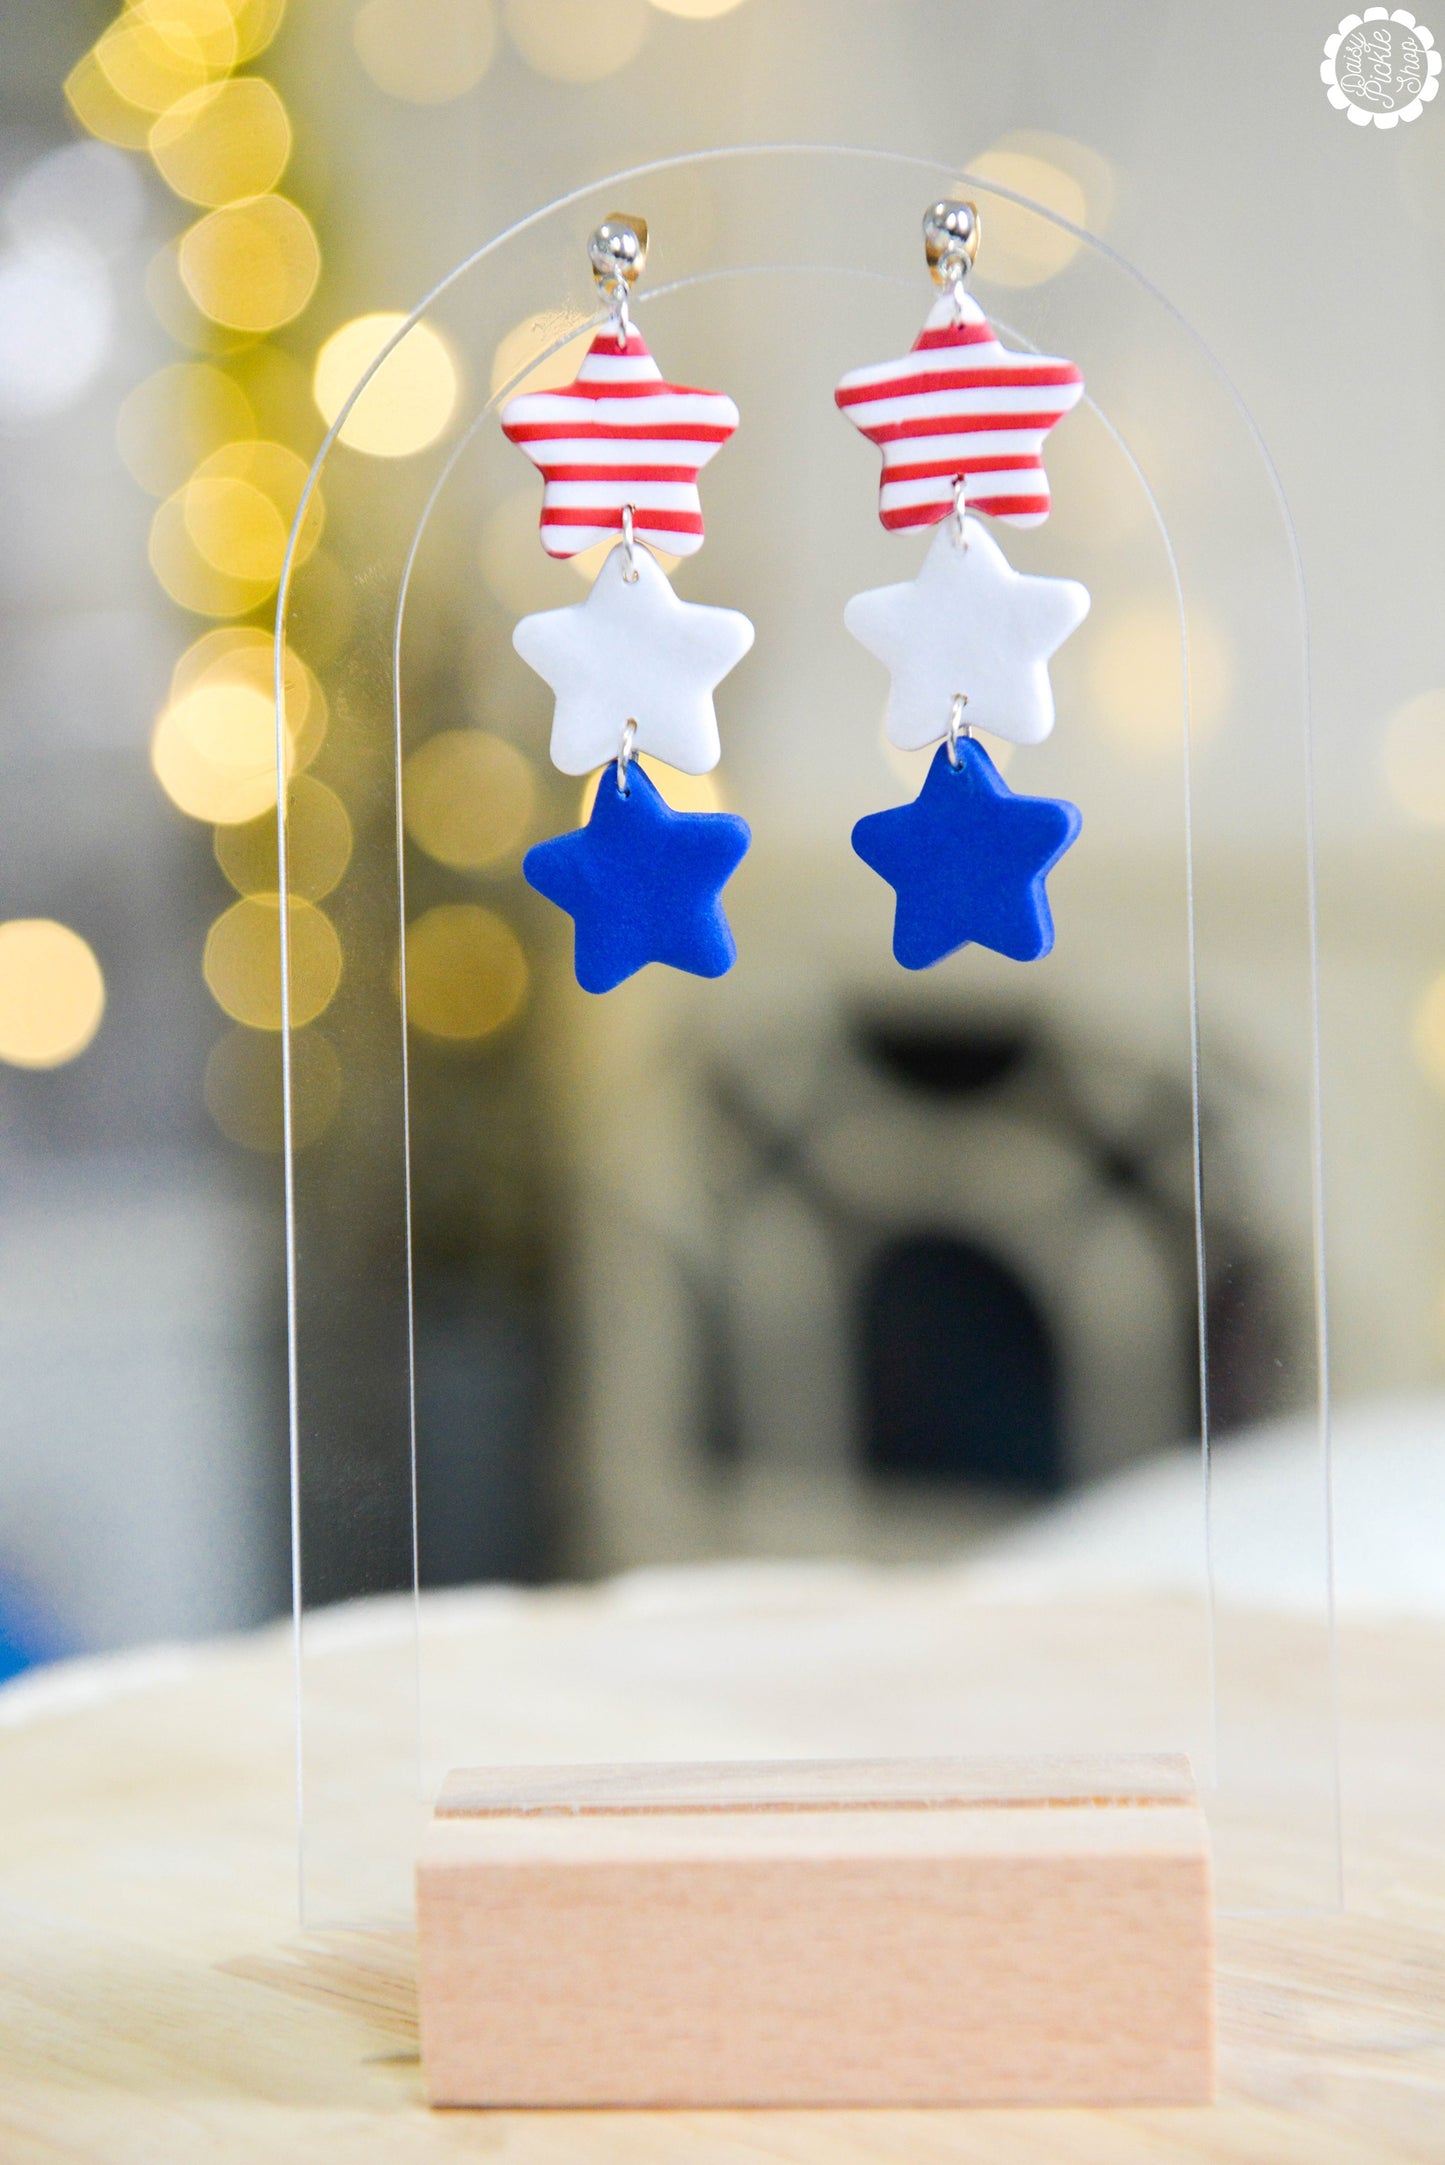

{"left": 502, "top": 203, "right": 1088, "bottom": 995}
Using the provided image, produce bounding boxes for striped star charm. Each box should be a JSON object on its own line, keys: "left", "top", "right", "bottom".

{"left": 834, "top": 292, "right": 1084, "bottom": 531}
{"left": 500, "top": 329, "right": 739, "bottom": 560}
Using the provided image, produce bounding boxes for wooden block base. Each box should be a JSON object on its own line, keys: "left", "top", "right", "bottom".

{"left": 417, "top": 1755, "right": 1215, "bottom": 2109}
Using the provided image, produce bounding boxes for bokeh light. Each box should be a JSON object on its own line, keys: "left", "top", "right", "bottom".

{"left": 152, "top": 438, "right": 322, "bottom": 613}
{"left": 149, "top": 77, "right": 292, "bottom": 207}
{"left": 647, "top": 0, "right": 747, "bottom": 14}
{"left": 215, "top": 773, "right": 352, "bottom": 899}
{"left": 967, "top": 149, "right": 1088, "bottom": 287}
{"left": 0, "top": 920, "right": 106, "bottom": 1070}
{"left": 354, "top": 0, "right": 498, "bottom": 102}
{"left": 0, "top": 233, "right": 115, "bottom": 425}
{"left": 186, "top": 469, "right": 287, "bottom": 582}
{"left": 64, "top": 50, "right": 155, "bottom": 151}
{"left": 1383, "top": 690, "right": 1445, "bottom": 824}
{"left": 228, "top": 0, "right": 289, "bottom": 65}
{"left": 1086, "top": 604, "right": 1230, "bottom": 756}
{"left": 501, "top": 0, "right": 648, "bottom": 81}
{"left": 404, "top": 904, "right": 528, "bottom": 1042}
{"left": 93, "top": 7, "right": 224, "bottom": 115}
{"left": 579, "top": 756, "right": 722, "bottom": 821}
{"left": 313, "top": 313, "right": 459, "bottom": 456}
{"left": 117, "top": 361, "right": 256, "bottom": 496}
{"left": 205, "top": 1022, "right": 340, "bottom": 1151}
{"left": 403, "top": 731, "right": 535, "bottom": 869}
{"left": 152, "top": 679, "right": 286, "bottom": 823}
{"left": 7, "top": 139, "right": 147, "bottom": 257}
{"left": 204, "top": 893, "right": 342, "bottom": 1028}
{"left": 1413, "top": 973, "right": 1445, "bottom": 1094}
{"left": 145, "top": 236, "right": 244, "bottom": 353}
{"left": 149, "top": 488, "right": 274, "bottom": 615}
{"left": 178, "top": 194, "right": 320, "bottom": 332}
{"left": 171, "top": 626, "right": 326, "bottom": 770}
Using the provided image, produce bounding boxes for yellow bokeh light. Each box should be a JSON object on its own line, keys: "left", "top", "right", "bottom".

{"left": 204, "top": 893, "right": 342, "bottom": 1028}
{"left": 403, "top": 731, "right": 535, "bottom": 869}
{"left": 145, "top": 237, "right": 245, "bottom": 354}
{"left": 228, "top": 0, "right": 289, "bottom": 64}
{"left": 94, "top": 10, "right": 220, "bottom": 116}
{"left": 1086, "top": 605, "right": 1230, "bottom": 757}
{"left": 489, "top": 315, "right": 593, "bottom": 400}
{"left": 313, "top": 313, "right": 460, "bottom": 457}
{"left": 502, "top": 0, "right": 648, "bottom": 81}
{"left": 648, "top": 0, "right": 747, "bottom": 14}
{"left": 152, "top": 680, "right": 287, "bottom": 823}
{"left": 186, "top": 473, "right": 288, "bottom": 582}
{"left": 172, "top": 627, "right": 325, "bottom": 768}
{"left": 117, "top": 362, "right": 256, "bottom": 497}
{"left": 1383, "top": 690, "right": 1445, "bottom": 825}
{"left": 215, "top": 773, "right": 353, "bottom": 899}
{"left": 179, "top": 194, "right": 321, "bottom": 333}
{"left": 146, "top": 0, "right": 242, "bottom": 69}
{"left": 354, "top": 0, "right": 498, "bottom": 102}
{"left": 0, "top": 920, "right": 105, "bottom": 1071}
{"left": 579, "top": 756, "right": 722, "bottom": 822}
{"left": 149, "top": 490, "right": 275, "bottom": 616}
{"left": 205, "top": 1021, "right": 339, "bottom": 1152}
{"left": 1414, "top": 974, "right": 1445, "bottom": 1094}
{"left": 63, "top": 49, "right": 154, "bottom": 150}
{"left": 149, "top": 77, "right": 292, "bottom": 207}
{"left": 154, "top": 438, "right": 322, "bottom": 610}
{"left": 967, "top": 149, "right": 1089, "bottom": 287}
{"left": 404, "top": 904, "right": 528, "bottom": 1042}
{"left": 163, "top": 626, "right": 325, "bottom": 807}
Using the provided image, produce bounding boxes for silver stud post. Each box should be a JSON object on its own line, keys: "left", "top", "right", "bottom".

{"left": 923, "top": 197, "right": 980, "bottom": 322}
{"left": 588, "top": 212, "right": 648, "bottom": 349}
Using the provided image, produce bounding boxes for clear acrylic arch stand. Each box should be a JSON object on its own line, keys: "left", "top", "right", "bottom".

{"left": 277, "top": 145, "right": 1336, "bottom": 1931}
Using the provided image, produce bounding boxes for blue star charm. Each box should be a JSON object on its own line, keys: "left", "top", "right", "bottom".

{"left": 852, "top": 739, "right": 1080, "bottom": 969}
{"left": 524, "top": 759, "right": 751, "bottom": 994}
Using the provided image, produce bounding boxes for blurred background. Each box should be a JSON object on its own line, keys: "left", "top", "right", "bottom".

{"left": 0, "top": 0, "right": 1439, "bottom": 1673}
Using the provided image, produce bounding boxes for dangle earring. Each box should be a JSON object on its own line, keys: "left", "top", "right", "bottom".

{"left": 835, "top": 200, "right": 1089, "bottom": 970}
{"left": 501, "top": 214, "right": 753, "bottom": 995}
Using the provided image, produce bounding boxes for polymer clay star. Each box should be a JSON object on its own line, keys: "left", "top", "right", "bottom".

{"left": 852, "top": 737, "right": 1080, "bottom": 970}
{"left": 834, "top": 292, "right": 1083, "bottom": 531}
{"left": 844, "top": 517, "right": 1090, "bottom": 751}
{"left": 524, "top": 758, "right": 751, "bottom": 993}
{"left": 500, "top": 328, "right": 739, "bottom": 559}
{"left": 513, "top": 543, "right": 754, "bottom": 777}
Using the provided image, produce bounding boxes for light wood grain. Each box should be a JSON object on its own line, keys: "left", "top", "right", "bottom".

{"left": 1, "top": 1593, "right": 1443, "bottom": 2160}
{"left": 434, "top": 1752, "right": 1198, "bottom": 1814}
{"left": 419, "top": 1758, "right": 1214, "bottom": 2106}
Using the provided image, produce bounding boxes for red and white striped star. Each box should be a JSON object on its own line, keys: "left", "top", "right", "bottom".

{"left": 500, "top": 329, "right": 739, "bottom": 560}
{"left": 835, "top": 293, "right": 1084, "bottom": 532}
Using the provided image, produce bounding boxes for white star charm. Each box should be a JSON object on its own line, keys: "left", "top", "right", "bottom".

{"left": 512, "top": 542, "right": 754, "bottom": 777}
{"left": 844, "top": 518, "right": 1091, "bottom": 752}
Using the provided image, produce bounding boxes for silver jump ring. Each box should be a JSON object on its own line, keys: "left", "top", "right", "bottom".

{"left": 616, "top": 718, "right": 638, "bottom": 795}
{"left": 620, "top": 503, "right": 639, "bottom": 583}
{"left": 608, "top": 282, "right": 631, "bottom": 350}
{"left": 946, "top": 692, "right": 970, "bottom": 768}
{"left": 952, "top": 474, "right": 968, "bottom": 549}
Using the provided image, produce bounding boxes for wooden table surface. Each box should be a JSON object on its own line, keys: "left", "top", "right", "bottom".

{"left": 2, "top": 1579, "right": 1443, "bottom": 2163}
